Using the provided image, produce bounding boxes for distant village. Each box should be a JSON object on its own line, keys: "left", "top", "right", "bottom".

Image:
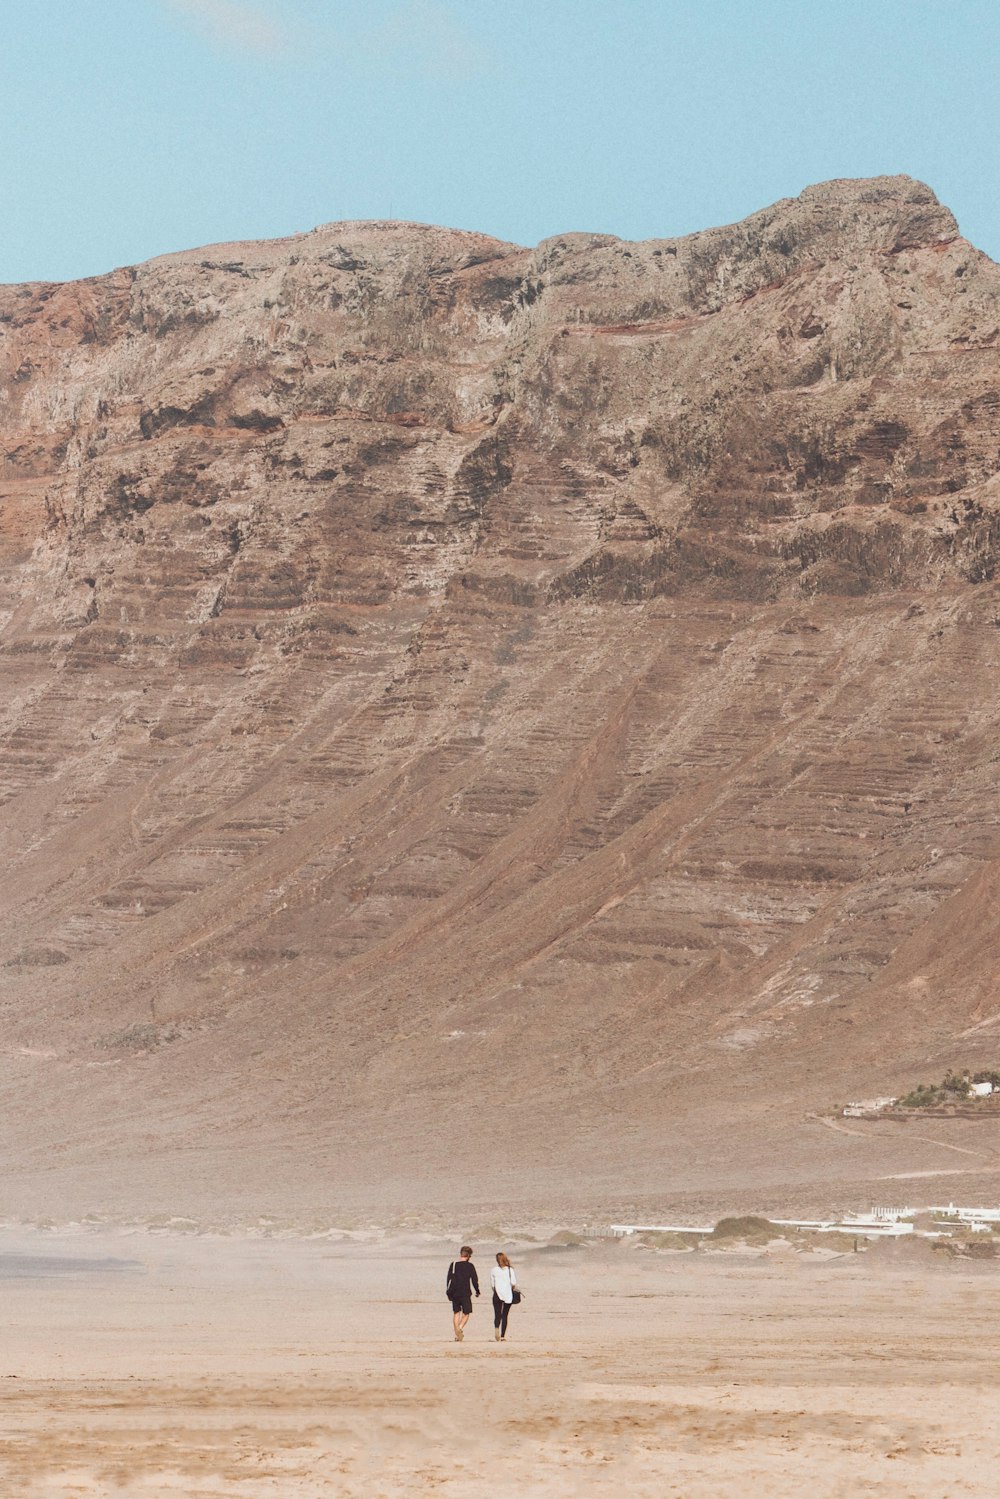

{"left": 606, "top": 1069, "right": 1000, "bottom": 1250}
{"left": 842, "top": 1069, "right": 1000, "bottom": 1119}
{"left": 610, "top": 1204, "right": 1000, "bottom": 1246}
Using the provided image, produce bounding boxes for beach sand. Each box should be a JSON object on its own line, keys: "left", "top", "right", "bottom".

{"left": 1, "top": 1227, "right": 998, "bottom": 1497}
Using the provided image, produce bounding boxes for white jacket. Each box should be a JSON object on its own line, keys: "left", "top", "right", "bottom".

{"left": 490, "top": 1264, "right": 517, "bottom": 1303}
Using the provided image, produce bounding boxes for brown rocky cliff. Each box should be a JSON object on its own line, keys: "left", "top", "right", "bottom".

{"left": 2, "top": 176, "right": 1000, "bottom": 1220}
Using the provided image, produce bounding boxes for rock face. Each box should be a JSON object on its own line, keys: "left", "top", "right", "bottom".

{"left": 3, "top": 175, "right": 1000, "bottom": 1221}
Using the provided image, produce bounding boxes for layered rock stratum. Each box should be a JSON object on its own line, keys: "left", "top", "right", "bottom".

{"left": 3, "top": 176, "right": 1000, "bottom": 1222}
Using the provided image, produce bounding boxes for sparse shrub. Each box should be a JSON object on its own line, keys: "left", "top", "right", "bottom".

{"left": 710, "top": 1215, "right": 780, "bottom": 1244}
{"left": 955, "top": 1238, "right": 998, "bottom": 1260}
{"left": 638, "top": 1230, "right": 701, "bottom": 1251}
{"left": 95, "top": 1023, "right": 160, "bottom": 1051}
{"left": 94, "top": 1022, "right": 181, "bottom": 1052}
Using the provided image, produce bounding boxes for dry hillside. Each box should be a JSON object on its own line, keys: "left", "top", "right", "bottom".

{"left": 3, "top": 175, "right": 1000, "bottom": 1222}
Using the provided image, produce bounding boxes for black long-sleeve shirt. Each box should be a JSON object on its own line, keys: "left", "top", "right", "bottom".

{"left": 446, "top": 1258, "right": 480, "bottom": 1298}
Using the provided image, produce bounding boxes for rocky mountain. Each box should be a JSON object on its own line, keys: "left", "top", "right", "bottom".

{"left": 3, "top": 175, "right": 1000, "bottom": 1223}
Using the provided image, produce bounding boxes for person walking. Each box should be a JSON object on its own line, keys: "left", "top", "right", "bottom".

{"left": 446, "top": 1245, "right": 480, "bottom": 1341}
{"left": 490, "top": 1252, "right": 519, "bottom": 1341}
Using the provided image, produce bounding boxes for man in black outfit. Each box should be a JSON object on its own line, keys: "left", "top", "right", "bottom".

{"left": 446, "top": 1245, "right": 480, "bottom": 1341}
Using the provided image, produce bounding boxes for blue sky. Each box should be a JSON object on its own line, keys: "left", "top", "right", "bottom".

{"left": 2, "top": 0, "right": 998, "bottom": 283}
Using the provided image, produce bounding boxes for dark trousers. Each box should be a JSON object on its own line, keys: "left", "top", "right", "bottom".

{"left": 493, "top": 1292, "right": 512, "bottom": 1336}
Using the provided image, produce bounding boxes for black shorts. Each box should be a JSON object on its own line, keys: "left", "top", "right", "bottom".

{"left": 450, "top": 1294, "right": 472, "bottom": 1316}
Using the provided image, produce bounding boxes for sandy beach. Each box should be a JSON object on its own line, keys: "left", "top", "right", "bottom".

{"left": 2, "top": 1226, "right": 999, "bottom": 1496}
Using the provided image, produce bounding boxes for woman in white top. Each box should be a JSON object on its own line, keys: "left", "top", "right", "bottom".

{"left": 490, "top": 1252, "right": 518, "bottom": 1341}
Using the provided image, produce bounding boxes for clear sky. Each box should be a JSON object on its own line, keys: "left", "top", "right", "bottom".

{"left": 2, "top": 0, "right": 998, "bottom": 283}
